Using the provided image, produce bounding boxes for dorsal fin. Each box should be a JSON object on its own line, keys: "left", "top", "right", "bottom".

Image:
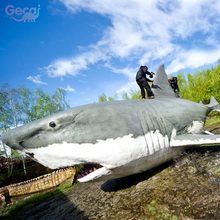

{"left": 206, "top": 96, "right": 220, "bottom": 112}
{"left": 152, "top": 64, "right": 176, "bottom": 98}
{"left": 206, "top": 96, "right": 219, "bottom": 108}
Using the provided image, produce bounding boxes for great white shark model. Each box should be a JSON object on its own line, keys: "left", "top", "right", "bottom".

{"left": 2, "top": 65, "right": 220, "bottom": 182}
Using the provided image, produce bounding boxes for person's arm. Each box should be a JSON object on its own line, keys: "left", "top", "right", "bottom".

{"left": 146, "top": 70, "right": 154, "bottom": 78}
{"left": 145, "top": 71, "right": 154, "bottom": 82}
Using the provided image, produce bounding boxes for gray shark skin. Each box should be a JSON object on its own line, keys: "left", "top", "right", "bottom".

{"left": 2, "top": 65, "right": 220, "bottom": 182}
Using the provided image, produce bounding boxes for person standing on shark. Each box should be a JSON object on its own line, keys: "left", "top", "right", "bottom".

{"left": 136, "top": 65, "right": 155, "bottom": 99}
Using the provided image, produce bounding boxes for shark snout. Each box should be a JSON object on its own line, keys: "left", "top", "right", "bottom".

{"left": 1, "top": 117, "right": 46, "bottom": 151}
{"left": 1, "top": 131, "right": 23, "bottom": 151}
{"left": 1, "top": 123, "right": 37, "bottom": 151}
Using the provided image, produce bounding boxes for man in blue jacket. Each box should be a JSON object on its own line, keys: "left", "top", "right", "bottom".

{"left": 136, "top": 65, "right": 155, "bottom": 99}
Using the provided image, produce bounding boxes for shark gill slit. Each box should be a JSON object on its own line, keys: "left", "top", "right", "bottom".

{"left": 139, "top": 108, "right": 154, "bottom": 155}
{"left": 148, "top": 104, "right": 160, "bottom": 154}
{"left": 155, "top": 111, "right": 166, "bottom": 150}
{"left": 150, "top": 111, "right": 161, "bottom": 151}
{"left": 148, "top": 112, "right": 156, "bottom": 153}
{"left": 136, "top": 111, "right": 150, "bottom": 155}
{"left": 160, "top": 113, "right": 171, "bottom": 149}
{"left": 143, "top": 110, "right": 153, "bottom": 155}
{"left": 150, "top": 103, "right": 170, "bottom": 152}
{"left": 158, "top": 116, "right": 169, "bottom": 150}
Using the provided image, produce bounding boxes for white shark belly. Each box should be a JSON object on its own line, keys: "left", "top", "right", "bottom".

{"left": 25, "top": 130, "right": 183, "bottom": 181}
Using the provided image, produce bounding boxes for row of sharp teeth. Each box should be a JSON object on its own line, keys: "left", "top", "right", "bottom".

{"left": 77, "top": 164, "right": 102, "bottom": 179}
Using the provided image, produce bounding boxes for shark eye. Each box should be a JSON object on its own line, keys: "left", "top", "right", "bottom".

{"left": 49, "top": 121, "right": 56, "bottom": 128}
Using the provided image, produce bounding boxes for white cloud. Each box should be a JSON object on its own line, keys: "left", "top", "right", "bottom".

{"left": 45, "top": 50, "right": 105, "bottom": 77}
{"left": 27, "top": 75, "right": 47, "bottom": 85}
{"left": 116, "top": 81, "right": 139, "bottom": 96}
{"left": 105, "top": 64, "right": 137, "bottom": 80}
{"left": 45, "top": 0, "right": 220, "bottom": 79}
{"left": 62, "top": 85, "right": 75, "bottom": 92}
{"left": 167, "top": 48, "right": 220, "bottom": 73}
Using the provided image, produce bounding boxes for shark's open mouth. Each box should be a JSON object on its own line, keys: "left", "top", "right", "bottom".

{"left": 75, "top": 163, "right": 112, "bottom": 182}
{"left": 77, "top": 163, "right": 103, "bottom": 179}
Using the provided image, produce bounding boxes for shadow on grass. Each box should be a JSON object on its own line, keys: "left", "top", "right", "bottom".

{"left": 1, "top": 188, "right": 89, "bottom": 220}
{"left": 101, "top": 160, "right": 173, "bottom": 192}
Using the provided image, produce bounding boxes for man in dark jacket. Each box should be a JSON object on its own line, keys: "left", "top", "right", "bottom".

{"left": 136, "top": 65, "right": 155, "bottom": 99}
{"left": 168, "top": 76, "right": 180, "bottom": 97}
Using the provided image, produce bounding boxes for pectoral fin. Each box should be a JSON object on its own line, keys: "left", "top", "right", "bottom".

{"left": 171, "top": 134, "right": 220, "bottom": 148}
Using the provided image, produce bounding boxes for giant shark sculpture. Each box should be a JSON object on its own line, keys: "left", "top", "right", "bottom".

{"left": 1, "top": 65, "right": 220, "bottom": 182}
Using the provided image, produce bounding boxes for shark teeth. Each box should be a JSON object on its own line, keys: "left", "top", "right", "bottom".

{"left": 77, "top": 164, "right": 112, "bottom": 182}
{"left": 77, "top": 163, "right": 103, "bottom": 179}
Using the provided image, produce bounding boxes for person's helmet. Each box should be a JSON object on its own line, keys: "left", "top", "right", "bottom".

{"left": 140, "top": 65, "right": 148, "bottom": 71}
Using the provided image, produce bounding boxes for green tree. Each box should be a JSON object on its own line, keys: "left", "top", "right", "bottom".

{"left": 17, "top": 87, "right": 35, "bottom": 123}
{"left": 108, "top": 96, "right": 115, "bottom": 102}
{"left": 26, "top": 88, "right": 69, "bottom": 121}
{"left": 129, "top": 90, "right": 141, "bottom": 100}
{"left": 0, "top": 85, "right": 70, "bottom": 129}
{"left": 122, "top": 92, "right": 130, "bottom": 100}
{"left": 0, "top": 85, "right": 23, "bottom": 129}
{"left": 177, "top": 64, "right": 220, "bottom": 103}
{"left": 121, "top": 90, "right": 141, "bottom": 100}
{"left": 98, "top": 93, "right": 116, "bottom": 102}
{"left": 98, "top": 93, "right": 107, "bottom": 102}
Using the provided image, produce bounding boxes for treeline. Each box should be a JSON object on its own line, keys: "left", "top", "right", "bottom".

{"left": 0, "top": 85, "right": 69, "bottom": 130}
{"left": 98, "top": 64, "right": 220, "bottom": 104}
{"left": 177, "top": 64, "right": 220, "bottom": 104}
{"left": 98, "top": 90, "right": 141, "bottom": 102}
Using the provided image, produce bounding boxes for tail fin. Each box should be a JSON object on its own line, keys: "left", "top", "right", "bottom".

{"left": 206, "top": 96, "right": 220, "bottom": 112}
{"left": 152, "top": 64, "right": 176, "bottom": 98}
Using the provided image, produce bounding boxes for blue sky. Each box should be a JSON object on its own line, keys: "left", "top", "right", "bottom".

{"left": 1, "top": 0, "right": 220, "bottom": 107}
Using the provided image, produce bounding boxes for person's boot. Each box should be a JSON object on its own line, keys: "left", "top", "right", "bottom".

{"left": 149, "top": 96, "right": 155, "bottom": 99}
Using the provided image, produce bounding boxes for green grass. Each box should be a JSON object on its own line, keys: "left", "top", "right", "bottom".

{"left": 205, "top": 116, "right": 220, "bottom": 127}
{"left": 143, "top": 200, "right": 179, "bottom": 220}
{"left": 9, "top": 189, "right": 62, "bottom": 214}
